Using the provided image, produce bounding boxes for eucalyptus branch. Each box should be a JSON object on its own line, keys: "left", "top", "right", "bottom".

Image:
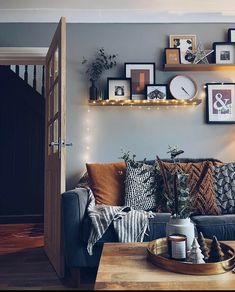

{"left": 156, "top": 155, "right": 171, "bottom": 199}
{"left": 82, "top": 48, "right": 118, "bottom": 82}
{"left": 173, "top": 173, "right": 178, "bottom": 216}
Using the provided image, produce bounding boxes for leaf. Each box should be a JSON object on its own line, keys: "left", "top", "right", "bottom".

{"left": 82, "top": 47, "right": 118, "bottom": 81}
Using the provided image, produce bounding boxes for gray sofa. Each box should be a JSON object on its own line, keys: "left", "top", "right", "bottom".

{"left": 61, "top": 159, "right": 235, "bottom": 272}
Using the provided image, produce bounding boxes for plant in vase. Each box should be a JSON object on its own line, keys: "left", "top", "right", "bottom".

{"left": 156, "top": 146, "right": 195, "bottom": 250}
{"left": 82, "top": 48, "right": 118, "bottom": 100}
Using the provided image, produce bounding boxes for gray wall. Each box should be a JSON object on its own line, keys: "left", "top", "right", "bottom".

{"left": 1, "top": 23, "right": 235, "bottom": 190}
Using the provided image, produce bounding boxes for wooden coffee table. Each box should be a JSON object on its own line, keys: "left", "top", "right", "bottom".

{"left": 94, "top": 242, "right": 235, "bottom": 290}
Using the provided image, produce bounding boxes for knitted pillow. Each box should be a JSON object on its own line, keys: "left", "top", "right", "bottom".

{"left": 162, "top": 161, "right": 221, "bottom": 215}
{"left": 124, "top": 161, "right": 157, "bottom": 211}
{"left": 213, "top": 163, "right": 235, "bottom": 214}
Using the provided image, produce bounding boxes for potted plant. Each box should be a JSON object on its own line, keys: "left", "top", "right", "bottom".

{"left": 156, "top": 146, "right": 195, "bottom": 250}
{"left": 82, "top": 48, "right": 118, "bottom": 100}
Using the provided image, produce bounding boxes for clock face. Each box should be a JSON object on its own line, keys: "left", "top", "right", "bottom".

{"left": 169, "top": 75, "right": 198, "bottom": 100}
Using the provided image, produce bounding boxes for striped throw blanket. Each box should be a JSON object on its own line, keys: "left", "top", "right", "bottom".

{"left": 86, "top": 187, "right": 155, "bottom": 255}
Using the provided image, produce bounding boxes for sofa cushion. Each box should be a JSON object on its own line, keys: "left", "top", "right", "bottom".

{"left": 191, "top": 214, "right": 235, "bottom": 240}
{"left": 162, "top": 161, "right": 221, "bottom": 215}
{"left": 213, "top": 162, "right": 235, "bottom": 214}
{"left": 86, "top": 162, "right": 126, "bottom": 206}
{"left": 124, "top": 161, "right": 158, "bottom": 211}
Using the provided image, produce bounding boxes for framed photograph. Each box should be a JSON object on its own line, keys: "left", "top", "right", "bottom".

{"left": 165, "top": 48, "right": 181, "bottom": 64}
{"left": 228, "top": 28, "right": 235, "bottom": 42}
{"left": 206, "top": 83, "right": 235, "bottom": 124}
{"left": 169, "top": 35, "right": 196, "bottom": 64}
{"left": 107, "top": 77, "right": 132, "bottom": 100}
{"left": 145, "top": 84, "right": 167, "bottom": 100}
{"left": 125, "top": 63, "right": 155, "bottom": 100}
{"left": 213, "top": 42, "right": 235, "bottom": 64}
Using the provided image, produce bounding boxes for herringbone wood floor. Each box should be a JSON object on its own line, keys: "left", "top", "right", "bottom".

{"left": 0, "top": 223, "right": 96, "bottom": 290}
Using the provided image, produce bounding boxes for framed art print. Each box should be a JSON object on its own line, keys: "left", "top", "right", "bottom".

{"left": 125, "top": 63, "right": 155, "bottom": 100}
{"left": 169, "top": 35, "right": 196, "bottom": 64}
{"left": 165, "top": 48, "right": 181, "bottom": 64}
{"left": 206, "top": 83, "right": 235, "bottom": 123}
{"left": 107, "top": 77, "right": 132, "bottom": 100}
{"left": 145, "top": 84, "right": 167, "bottom": 100}
{"left": 213, "top": 42, "right": 235, "bottom": 64}
{"left": 228, "top": 28, "right": 235, "bottom": 42}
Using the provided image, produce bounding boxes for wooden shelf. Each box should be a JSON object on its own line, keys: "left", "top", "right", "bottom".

{"left": 88, "top": 99, "right": 202, "bottom": 106}
{"left": 164, "top": 64, "right": 235, "bottom": 71}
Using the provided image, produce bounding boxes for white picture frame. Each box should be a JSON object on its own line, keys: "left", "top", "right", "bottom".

{"left": 107, "top": 78, "right": 132, "bottom": 100}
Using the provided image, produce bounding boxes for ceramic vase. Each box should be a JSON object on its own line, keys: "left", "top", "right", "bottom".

{"left": 89, "top": 79, "right": 97, "bottom": 100}
{"left": 166, "top": 217, "right": 195, "bottom": 251}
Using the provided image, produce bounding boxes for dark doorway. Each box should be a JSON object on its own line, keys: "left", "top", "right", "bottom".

{"left": 0, "top": 65, "right": 45, "bottom": 223}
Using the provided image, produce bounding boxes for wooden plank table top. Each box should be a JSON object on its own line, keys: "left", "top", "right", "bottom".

{"left": 94, "top": 241, "right": 235, "bottom": 290}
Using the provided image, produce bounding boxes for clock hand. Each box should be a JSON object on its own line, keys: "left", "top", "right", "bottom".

{"left": 181, "top": 86, "right": 190, "bottom": 96}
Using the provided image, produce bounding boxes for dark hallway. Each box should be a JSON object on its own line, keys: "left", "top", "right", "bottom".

{"left": 0, "top": 65, "right": 45, "bottom": 223}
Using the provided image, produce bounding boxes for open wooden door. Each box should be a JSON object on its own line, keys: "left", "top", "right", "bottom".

{"left": 44, "top": 17, "right": 66, "bottom": 278}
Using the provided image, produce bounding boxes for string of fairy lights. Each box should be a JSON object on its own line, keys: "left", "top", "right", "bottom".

{"left": 83, "top": 97, "right": 202, "bottom": 162}
{"left": 83, "top": 108, "right": 91, "bottom": 162}
{"left": 89, "top": 98, "right": 201, "bottom": 107}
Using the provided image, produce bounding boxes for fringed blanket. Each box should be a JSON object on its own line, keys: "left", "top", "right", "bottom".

{"left": 86, "top": 187, "right": 155, "bottom": 255}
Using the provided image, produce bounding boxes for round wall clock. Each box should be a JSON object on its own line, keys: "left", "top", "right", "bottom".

{"left": 169, "top": 75, "right": 198, "bottom": 100}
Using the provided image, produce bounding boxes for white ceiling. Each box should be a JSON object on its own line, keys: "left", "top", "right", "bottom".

{"left": 0, "top": 0, "right": 235, "bottom": 23}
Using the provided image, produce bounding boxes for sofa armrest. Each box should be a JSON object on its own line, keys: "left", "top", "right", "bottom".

{"left": 61, "top": 187, "right": 89, "bottom": 268}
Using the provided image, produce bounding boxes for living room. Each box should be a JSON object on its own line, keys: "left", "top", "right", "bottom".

{"left": 1, "top": 0, "right": 235, "bottom": 290}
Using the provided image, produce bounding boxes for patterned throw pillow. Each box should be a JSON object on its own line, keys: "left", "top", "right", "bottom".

{"left": 124, "top": 162, "right": 157, "bottom": 211}
{"left": 162, "top": 161, "right": 221, "bottom": 215}
{"left": 213, "top": 163, "right": 235, "bottom": 214}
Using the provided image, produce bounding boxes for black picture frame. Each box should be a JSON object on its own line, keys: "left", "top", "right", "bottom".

{"left": 213, "top": 42, "right": 235, "bottom": 64}
{"left": 124, "top": 63, "right": 155, "bottom": 100}
{"left": 107, "top": 77, "right": 132, "bottom": 100}
{"left": 205, "top": 82, "right": 235, "bottom": 124}
{"left": 228, "top": 28, "right": 235, "bottom": 42}
{"left": 164, "top": 48, "right": 181, "bottom": 64}
{"left": 145, "top": 84, "right": 168, "bottom": 100}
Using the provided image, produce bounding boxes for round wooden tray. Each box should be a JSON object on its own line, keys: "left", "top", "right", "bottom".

{"left": 147, "top": 237, "right": 235, "bottom": 275}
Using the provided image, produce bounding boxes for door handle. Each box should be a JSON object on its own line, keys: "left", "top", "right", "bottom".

{"left": 61, "top": 141, "right": 73, "bottom": 147}
{"left": 49, "top": 141, "right": 59, "bottom": 147}
{"left": 49, "top": 138, "right": 72, "bottom": 159}
{"left": 49, "top": 140, "right": 73, "bottom": 147}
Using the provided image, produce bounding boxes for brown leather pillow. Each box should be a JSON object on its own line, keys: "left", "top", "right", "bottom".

{"left": 162, "top": 161, "right": 221, "bottom": 215}
{"left": 86, "top": 162, "right": 126, "bottom": 206}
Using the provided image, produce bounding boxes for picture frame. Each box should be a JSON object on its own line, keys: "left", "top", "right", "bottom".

{"left": 107, "top": 77, "right": 132, "bottom": 100}
{"left": 169, "top": 35, "right": 196, "bottom": 64}
{"left": 213, "top": 42, "right": 235, "bottom": 64}
{"left": 124, "top": 63, "right": 155, "bottom": 100}
{"left": 206, "top": 83, "right": 235, "bottom": 124}
{"left": 165, "top": 48, "right": 181, "bottom": 64}
{"left": 228, "top": 28, "right": 235, "bottom": 42}
{"left": 145, "top": 84, "right": 167, "bottom": 100}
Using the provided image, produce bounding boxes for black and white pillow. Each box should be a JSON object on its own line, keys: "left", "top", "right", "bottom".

{"left": 213, "top": 163, "right": 235, "bottom": 214}
{"left": 124, "top": 162, "right": 157, "bottom": 211}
